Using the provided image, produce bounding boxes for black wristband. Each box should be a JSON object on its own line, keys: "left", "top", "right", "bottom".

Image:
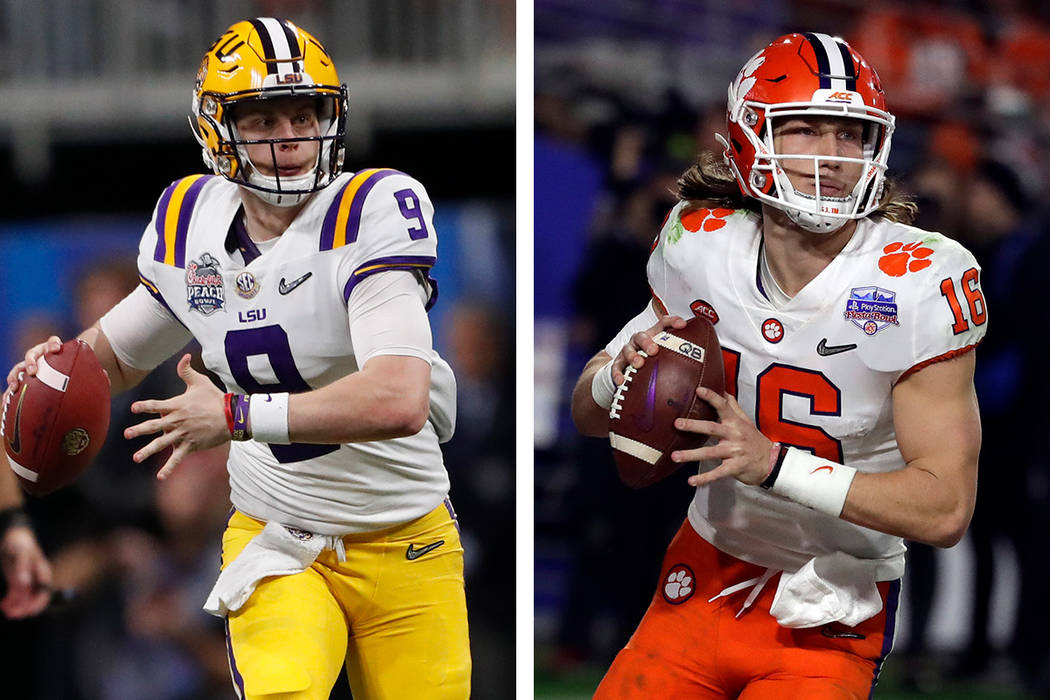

{"left": 760, "top": 444, "right": 789, "bottom": 490}
{"left": 0, "top": 506, "right": 31, "bottom": 536}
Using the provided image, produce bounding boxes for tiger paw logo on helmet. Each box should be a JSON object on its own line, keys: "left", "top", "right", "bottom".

{"left": 878, "top": 241, "right": 934, "bottom": 277}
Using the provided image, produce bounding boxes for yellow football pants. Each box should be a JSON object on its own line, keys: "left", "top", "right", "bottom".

{"left": 221, "top": 502, "right": 471, "bottom": 699}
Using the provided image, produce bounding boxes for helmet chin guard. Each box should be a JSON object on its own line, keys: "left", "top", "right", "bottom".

{"left": 720, "top": 33, "right": 895, "bottom": 234}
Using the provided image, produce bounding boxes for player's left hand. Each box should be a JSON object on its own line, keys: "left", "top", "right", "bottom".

{"left": 125, "top": 354, "right": 228, "bottom": 480}
{"left": 671, "top": 386, "right": 774, "bottom": 487}
{"left": 1, "top": 525, "right": 53, "bottom": 619}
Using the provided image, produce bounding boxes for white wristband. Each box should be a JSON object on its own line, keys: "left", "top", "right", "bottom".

{"left": 249, "top": 392, "right": 291, "bottom": 444}
{"left": 591, "top": 359, "right": 617, "bottom": 410}
{"left": 765, "top": 446, "right": 856, "bottom": 517}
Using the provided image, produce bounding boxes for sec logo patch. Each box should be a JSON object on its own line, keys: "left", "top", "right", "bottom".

{"left": 662, "top": 564, "right": 695, "bottom": 604}
{"left": 762, "top": 318, "right": 784, "bottom": 343}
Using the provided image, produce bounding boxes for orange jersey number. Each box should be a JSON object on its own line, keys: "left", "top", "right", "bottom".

{"left": 939, "top": 267, "right": 986, "bottom": 335}
{"left": 722, "top": 349, "right": 843, "bottom": 462}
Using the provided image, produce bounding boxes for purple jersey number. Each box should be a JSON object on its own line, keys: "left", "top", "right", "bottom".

{"left": 224, "top": 325, "right": 339, "bottom": 463}
{"left": 394, "top": 188, "right": 429, "bottom": 240}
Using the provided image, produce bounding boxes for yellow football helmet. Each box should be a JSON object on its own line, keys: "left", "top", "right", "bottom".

{"left": 190, "top": 18, "right": 347, "bottom": 206}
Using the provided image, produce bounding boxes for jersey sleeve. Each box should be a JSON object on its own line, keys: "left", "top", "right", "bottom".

{"left": 645, "top": 202, "right": 686, "bottom": 317}
{"left": 646, "top": 201, "right": 744, "bottom": 317}
{"left": 317, "top": 169, "right": 440, "bottom": 311}
{"left": 898, "top": 236, "right": 987, "bottom": 380}
{"left": 134, "top": 174, "right": 215, "bottom": 319}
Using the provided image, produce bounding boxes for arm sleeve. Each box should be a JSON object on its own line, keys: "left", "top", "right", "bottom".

{"left": 347, "top": 270, "right": 434, "bottom": 367}
{"left": 98, "top": 286, "right": 194, "bottom": 371}
{"left": 347, "top": 270, "right": 456, "bottom": 442}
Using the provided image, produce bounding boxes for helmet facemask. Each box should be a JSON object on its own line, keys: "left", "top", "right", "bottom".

{"left": 730, "top": 100, "right": 893, "bottom": 233}
{"left": 194, "top": 88, "right": 347, "bottom": 207}
{"left": 228, "top": 92, "right": 345, "bottom": 207}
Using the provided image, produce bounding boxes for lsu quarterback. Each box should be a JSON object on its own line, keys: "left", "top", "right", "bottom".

{"left": 573, "top": 33, "right": 985, "bottom": 698}
{"left": 6, "top": 18, "right": 470, "bottom": 700}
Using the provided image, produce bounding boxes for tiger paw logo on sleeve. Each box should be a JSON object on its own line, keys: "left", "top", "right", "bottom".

{"left": 669, "top": 208, "right": 734, "bottom": 243}
{"left": 878, "top": 241, "right": 934, "bottom": 277}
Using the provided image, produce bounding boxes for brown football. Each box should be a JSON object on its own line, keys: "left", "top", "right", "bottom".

{"left": 2, "top": 339, "right": 110, "bottom": 496}
{"left": 608, "top": 316, "right": 725, "bottom": 488}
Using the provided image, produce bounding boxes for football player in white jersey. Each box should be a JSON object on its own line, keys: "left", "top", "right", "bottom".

{"left": 6, "top": 18, "right": 469, "bottom": 700}
{"left": 573, "top": 33, "right": 984, "bottom": 699}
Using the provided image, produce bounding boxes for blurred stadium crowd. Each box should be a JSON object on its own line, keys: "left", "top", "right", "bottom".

{"left": 0, "top": 1, "right": 514, "bottom": 698}
{"left": 535, "top": 0, "right": 1050, "bottom": 697}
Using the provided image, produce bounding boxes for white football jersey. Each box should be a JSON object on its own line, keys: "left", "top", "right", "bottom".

{"left": 648, "top": 204, "right": 987, "bottom": 579}
{"left": 132, "top": 169, "right": 452, "bottom": 535}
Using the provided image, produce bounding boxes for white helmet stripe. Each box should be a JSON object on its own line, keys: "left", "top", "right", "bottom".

{"left": 812, "top": 33, "right": 849, "bottom": 91}
{"left": 254, "top": 17, "right": 302, "bottom": 75}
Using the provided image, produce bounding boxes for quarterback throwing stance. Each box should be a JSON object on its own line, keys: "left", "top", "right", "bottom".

{"left": 7, "top": 18, "right": 470, "bottom": 700}
{"left": 573, "top": 33, "right": 984, "bottom": 699}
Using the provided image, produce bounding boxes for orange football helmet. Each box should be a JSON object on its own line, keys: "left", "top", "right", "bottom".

{"left": 190, "top": 18, "right": 347, "bottom": 206}
{"left": 717, "top": 32, "right": 894, "bottom": 233}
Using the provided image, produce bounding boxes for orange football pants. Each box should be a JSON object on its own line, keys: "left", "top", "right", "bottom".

{"left": 593, "top": 521, "right": 900, "bottom": 700}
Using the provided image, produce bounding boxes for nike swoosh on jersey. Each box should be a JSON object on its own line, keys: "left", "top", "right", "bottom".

{"left": 816, "top": 339, "right": 858, "bottom": 356}
{"left": 406, "top": 540, "right": 445, "bottom": 560}
{"left": 9, "top": 385, "right": 26, "bottom": 454}
{"left": 278, "top": 272, "right": 313, "bottom": 295}
{"left": 821, "top": 625, "right": 866, "bottom": 640}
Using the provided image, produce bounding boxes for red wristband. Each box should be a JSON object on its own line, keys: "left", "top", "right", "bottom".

{"left": 223, "top": 392, "right": 235, "bottom": 437}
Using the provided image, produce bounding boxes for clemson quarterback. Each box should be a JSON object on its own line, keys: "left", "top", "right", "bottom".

{"left": 573, "top": 32, "right": 984, "bottom": 698}
{"left": 6, "top": 17, "right": 469, "bottom": 700}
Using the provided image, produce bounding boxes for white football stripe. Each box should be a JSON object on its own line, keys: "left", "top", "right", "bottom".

{"left": 7, "top": 456, "right": 39, "bottom": 482}
{"left": 609, "top": 433, "right": 662, "bottom": 465}
{"left": 35, "top": 357, "right": 69, "bottom": 392}
{"left": 652, "top": 332, "right": 706, "bottom": 363}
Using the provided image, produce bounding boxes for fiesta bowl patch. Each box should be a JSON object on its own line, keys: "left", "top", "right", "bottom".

{"left": 844, "top": 286, "right": 898, "bottom": 335}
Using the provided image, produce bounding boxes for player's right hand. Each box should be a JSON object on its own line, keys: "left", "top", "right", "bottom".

{"left": 6, "top": 336, "right": 63, "bottom": 393}
{"left": 610, "top": 315, "right": 687, "bottom": 386}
